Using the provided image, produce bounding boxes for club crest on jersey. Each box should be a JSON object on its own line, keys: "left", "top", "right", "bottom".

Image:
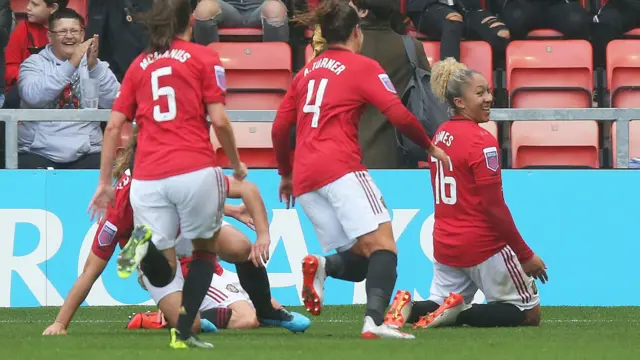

{"left": 98, "top": 220, "right": 118, "bottom": 247}
{"left": 483, "top": 146, "right": 499, "bottom": 172}
{"left": 226, "top": 284, "right": 240, "bottom": 293}
{"left": 214, "top": 65, "right": 227, "bottom": 91}
{"left": 378, "top": 74, "right": 396, "bottom": 94}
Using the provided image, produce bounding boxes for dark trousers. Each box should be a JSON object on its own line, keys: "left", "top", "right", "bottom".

{"left": 412, "top": 4, "right": 509, "bottom": 62}
{"left": 500, "top": 0, "right": 591, "bottom": 40}
{"left": 18, "top": 152, "right": 101, "bottom": 169}
{"left": 592, "top": 1, "right": 640, "bottom": 66}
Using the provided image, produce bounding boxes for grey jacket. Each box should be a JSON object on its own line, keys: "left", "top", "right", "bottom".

{"left": 18, "top": 45, "right": 120, "bottom": 163}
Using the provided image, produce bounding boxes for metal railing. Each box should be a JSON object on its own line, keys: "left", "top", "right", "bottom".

{"left": 1, "top": 108, "right": 637, "bottom": 169}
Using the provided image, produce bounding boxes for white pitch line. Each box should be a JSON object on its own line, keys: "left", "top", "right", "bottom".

{"left": 0, "top": 319, "right": 638, "bottom": 324}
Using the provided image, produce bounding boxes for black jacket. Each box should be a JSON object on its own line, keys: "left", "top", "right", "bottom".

{"left": 86, "top": 0, "right": 153, "bottom": 81}
{"left": 406, "top": 0, "right": 484, "bottom": 14}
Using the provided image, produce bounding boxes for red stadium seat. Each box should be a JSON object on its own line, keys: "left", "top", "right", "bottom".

{"left": 607, "top": 40, "right": 640, "bottom": 108}
{"left": 421, "top": 41, "right": 493, "bottom": 87}
{"left": 611, "top": 121, "right": 640, "bottom": 167}
{"left": 218, "top": 28, "right": 263, "bottom": 36}
{"left": 10, "top": 0, "right": 28, "bottom": 13}
{"left": 507, "top": 40, "right": 598, "bottom": 168}
{"left": 210, "top": 122, "right": 278, "bottom": 168}
{"left": 305, "top": 44, "right": 314, "bottom": 63}
{"left": 606, "top": 40, "right": 640, "bottom": 167}
{"left": 208, "top": 42, "right": 292, "bottom": 110}
{"left": 68, "top": 0, "right": 87, "bottom": 20}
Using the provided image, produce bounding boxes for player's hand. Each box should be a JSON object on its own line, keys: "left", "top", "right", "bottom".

{"left": 521, "top": 254, "right": 548, "bottom": 284}
{"left": 248, "top": 235, "right": 270, "bottom": 267}
{"left": 86, "top": 34, "right": 99, "bottom": 70}
{"left": 87, "top": 182, "right": 115, "bottom": 222}
{"left": 42, "top": 321, "right": 67, "bottom": 336}
{"left": 233, "top": 162, "right": 248, "bottom": 181}
{"left": 227, "top": 203, "right": 255, "bottom": 231}
{"left": 279, "top": 175, "right": 295, "bottom": 209}
{"left": 428, "top": 144, "right": 451, "bottom": 170}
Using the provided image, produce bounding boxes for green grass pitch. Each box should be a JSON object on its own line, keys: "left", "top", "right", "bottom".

{"left": 1, "top": 305, "right": 639, "bottom": 359}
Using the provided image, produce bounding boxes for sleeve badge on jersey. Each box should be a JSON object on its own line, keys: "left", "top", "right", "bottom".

{"left": 98, "top": 220, "right": 118, "bottom": 247}
{"left": 226, "top": 284, "right": 240, "bottom": 293}
{"left": 214, "top": 65, "right": 227, "bottom": 91}
{"left": 378, "top": 74, "right": 396, "bottom": 94}
{"left": 483, "top": 146, "right": 499, "bottom": 172}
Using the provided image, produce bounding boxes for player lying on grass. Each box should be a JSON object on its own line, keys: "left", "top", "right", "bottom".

{"left": 131, "top": 224, "right": 309, "bottom": 332}
{"left": 384, "top": 58, "right": 548, "bottom": 329}
{"left": 43, "top": 129, "right": 309, "bottom": 336}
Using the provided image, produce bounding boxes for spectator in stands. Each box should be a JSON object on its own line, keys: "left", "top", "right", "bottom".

{"left": 0, "top": 0, "right": 11, "bottom": 107}
{"left": 310, "top": 0, "right": 431, "bottom": 168}
{"left": 17, "top": 9, "right": 119, "bottom": 169}
{"left": 494, "top": 0, "right": 591, "bottom": 40}
{"left": 86, "top": 0, "right": 152, "bottom": 82}
{"left": 192, "top": 0, "right": 289, "bottom": 45}
{"left": 592, "top": 0, "right": 640, "bottom": 66}
{"left": 406, "top": 0, "right": 509, "bottom": 62}
{"left": 5, "top": 0, "right": 67, "bottom": 109}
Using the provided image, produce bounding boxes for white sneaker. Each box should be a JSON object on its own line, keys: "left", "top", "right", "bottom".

{"left": 301, "top": 255, "right": 326, "bottom": 316}
{"left": 361, "top": 316, "right": 415, "bottom": 340}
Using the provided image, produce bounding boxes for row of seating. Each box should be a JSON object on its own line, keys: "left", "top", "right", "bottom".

{"left": 202, "top": 39, "right": 640, "bottom": 168}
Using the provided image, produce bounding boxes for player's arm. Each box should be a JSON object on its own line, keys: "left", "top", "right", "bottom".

{"left": 225, "top": 177, "right": 269, "bottom": 238}
{"left": 100, "top": 70, "right": 137, "bottom": 185}
{"left": 469, "top": 136, "right": 534, "bottom": 263}
{"left": 43, "top": 219, "right": 119, "bottom": 335}
{"left": 271, "top": 86, "right": 297, "bottom": 177}
{"left": 208, "top": 103, "right": 241, "bottom": 169}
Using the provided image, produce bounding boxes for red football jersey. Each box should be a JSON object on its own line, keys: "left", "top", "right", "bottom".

{"left": 272, "top": 47, "right": 431, "bottom": 196}
{"left": 429, "top": 116, "right": 507, "bottom": 267}
{"left": 91, "top": 171, "right": 134, "bottom": 261}
{"left": 180, "top": 256, "right": 224, "bottom": 277}
{"left": 112, "top": 39, "right": 225, "bottom": 180}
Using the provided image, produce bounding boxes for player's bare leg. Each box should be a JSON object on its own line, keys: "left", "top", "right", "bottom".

{"left": 350, "top": 222, "right": 414, "bottom": 340}
{"left": 172, "top": 234, "right": 219, "bottom": 349}
{"left": 215, "top": 226, "right": 310, "bottom": 333}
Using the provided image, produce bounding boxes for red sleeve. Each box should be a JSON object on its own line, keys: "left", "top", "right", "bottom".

{"left": 5, "top": 23, "right": 28, "bottom": 88}
{"left": 111, "top": 67, "right": 138, "bottom": 120}
{"left": 91, "top": 175, "right": 134, "bottom": 260}
{"left": 201, "top": 50, "right": 226, "bottom": 105}
{"left": 358, "top": 62, "right": 432, "bottom": 149}
{"left": 272, "top": 86, "right": 297, "bottom": 176}
{"left": 470, "top": 133, "right": 533, "bottom": 262}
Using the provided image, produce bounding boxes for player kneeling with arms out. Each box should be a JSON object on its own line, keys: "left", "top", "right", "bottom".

{"left": 44, "top": 130, "right": 309, "bottom": 336}
{"left": 385, "top": 58, "right": 548, "bottom": 329}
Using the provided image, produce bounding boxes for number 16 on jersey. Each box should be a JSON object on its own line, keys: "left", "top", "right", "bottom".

{"left": 431, "top": 156, "right": 456, "bottom": 205}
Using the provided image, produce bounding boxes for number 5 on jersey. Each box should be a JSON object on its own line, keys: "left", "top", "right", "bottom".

{"left": 151, "top": 66, "right": 177, "bottom": 122}
{"left": 304, "top": 78, "right": 328, "bottom": 128}
{"left": 431, "top": 156, "right": 456, "bottom": 205}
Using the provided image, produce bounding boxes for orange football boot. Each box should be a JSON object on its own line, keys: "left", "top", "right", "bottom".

{"left": 414, "top": 293, "right": 464, "bottom": 329}
{"left": 301, "top": 255, "right": 326, "bottom": 316}
{"left": 384, "top": 290, "right": 413, "bottom": 329}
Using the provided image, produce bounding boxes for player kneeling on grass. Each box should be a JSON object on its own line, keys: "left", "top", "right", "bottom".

{"left": 384, "top": 58, "right": 548, "bottom": 330}
{"left": 43, "top": 130, "right": 309, "bottom": 336}
{"left": 131, "top": 225, "right": 307, "bottom": 332}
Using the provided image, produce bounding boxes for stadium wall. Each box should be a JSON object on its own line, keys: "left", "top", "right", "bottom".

{"left": 1, "top": 169, "right": 637, "bottom": 308}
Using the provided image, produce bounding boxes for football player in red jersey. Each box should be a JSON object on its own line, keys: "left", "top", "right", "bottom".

{"left": 385, "top": 58, "right": 548, "bottom": 329}
{"left": 45, "top": 131, "right": 310, "bottom": 336}
{"left": 87, "top": 0, "right": 248, "bottom": 348}
{"left": 271, "top": 0, "right": 449, "bottom": 340}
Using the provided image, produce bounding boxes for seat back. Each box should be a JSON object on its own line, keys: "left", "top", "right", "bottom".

{"left": 507, "top": 40, "right": 593, "bottom": 108}
{"left": 208, "top": 42, "right": 292, "bottom": 110}
{"left": 421, "top": 41, "right": 493, "bottom": 88}
{"left": 611, "top": 121, "right": 640, "bottom": 167}
{"left": 607, "top": 40, "right": 640, "bottom": 108}
{"left": 210, "top": 122, "right": 278, "bottom": 168}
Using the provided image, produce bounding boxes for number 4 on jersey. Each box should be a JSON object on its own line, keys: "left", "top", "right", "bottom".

{"left": 304, "top": 78, "right": 328, "bottom": 128}
{"left": 431, "top": 156, "right": 457, "bottom": 205}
